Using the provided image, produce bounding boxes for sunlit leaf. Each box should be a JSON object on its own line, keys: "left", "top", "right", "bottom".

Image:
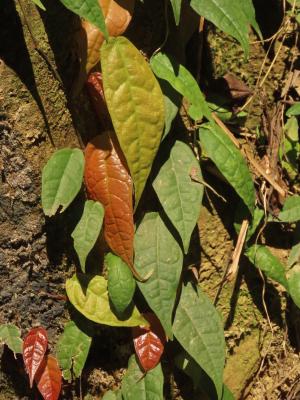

{"left": 169, "top": 0, "right": 182, "bottom": 25}
{"left": 101, "top": 37, "right": 165, "bottom": 206}
{"left": 0, "top": 324, "right": 23, "bottom": 355}
{"left": 278, "top": 196, "right": 300, "bottom": 223}
{"left": 56, "top": 321, "right": 92, "bottom": 381}
{"left": 135, "top": 212, "right": 183, "bottom": 338}
{"left": 173, "top": 283, "right": 225, "bottom": 400}
{"left": 42, "top": 148, "right": 84, "bottom": 217}
{"left": 287, "top": 266, "right": 300, "bottom": 308}
{"left": 286, "top": 102, "right": 300, "bottom": 117}
{"left": 153, "top": 141, "right": 204, "bottom": 253}
{"left": 31, "top": 0, "right": 46, "bottom": 10}
{"left": 71, "top": 200, "right": 104, "bottom": 272}
{"left": 35, "top": 355, "right": 62, "bottom": 400}
{"left": 66, "top": 274, "right": 147, "bottom": 327}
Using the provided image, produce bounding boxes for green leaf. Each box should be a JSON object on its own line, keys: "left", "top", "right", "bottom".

{"left": 0, "top": 324, "right": 23, "bottom": 354}
{"left": 71, "top": 200, "right": 104, "bottom": 272}
{"left": 286, "top": 102, "right": 300, "bottom": 117}
{"left": 199, "top": 122, "right": 255, "bottom": 215}
{"left": 239, "top": 0, "right": 262, "bottom": 40}
{"left": 222, "top": 386, "right": 235, "bottom": 400}
{"left": 56, "top": 320, "right": 92, "bottom": 381}
{"left": 245, "top": 245, "right": 288, "bottom": 289}
{"left": 173, "top": 283, "right": 225, "bottom": 400}
{"left": 106, "top": 253, "right": 136, "bottom": 314}
{"left": 103, "top": 391, "right": 122, "bottom": 400}
{"left": 278, "top": 196, "right": 300, "bottom": 223}
{"left": 174, "top": 351, "right": 208, "bottom": 391}
{"left": 150, "top": 52, "right": 211, "bottom": 121}
{"left": 59, "top": 0, "right": 108, "bottom": 40}
{"left": 153, "top": 141, "right": 204, "bottom": 253}
{"left": 31, "top": 0, "right": 46, "bottom": 10}
{"left": 135, "top": 212, "right": 183, "bottom": 338}
{"left": 42, "top": 148, "right": 84, "bottom": 217}
{"left": 101, "top": 37, "right": 165, "bottom": 207}
{"left": 169, "top": 0, "right": 182, "bottom": 25}
{"left": 289, "top": 241, "right": 300, "bottom": 267}
{"left": 287, "top": 266, "right": 300, "bottom": 308}
{"left": 234, "top": 204, "right": 264, "bottom": 242}
{"left": 121, "top": 355, "right": 164, "bottom": 400}
{"left": 160, "top": 80, "right": 181, "bottom": 140}
{"left": 66, "top": 274, "right": 147, "bottom": 327}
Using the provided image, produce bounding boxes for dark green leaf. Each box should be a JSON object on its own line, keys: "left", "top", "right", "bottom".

{"left": 234, "top": 204, "right": 264, "bottom": 242}
{"left": 278, "top": 196, "right": 300, "bottom": 223}
{"left": 0, "top": 324, "right": 23, "bottom": 354}
{"left": 159, "top": 80, "right": 181, "bottom": 140}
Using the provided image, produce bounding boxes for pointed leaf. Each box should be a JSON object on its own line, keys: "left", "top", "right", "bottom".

{"left": 150, "top": 52, "right": 211, "bottom": 121}
{"left": 169, "top": 0, "right": 182, "bottom": 25}
{"left": 23, "top": 327, "right": 48, "bottom": 388}
{"left": 31, "top": 0, "right": 46, "bottom": 10}
{"left": 160, "top": 80, "right": 181, "bottom": 140}
{"left": 101, "top": 37, "right": 165, "bottom": 206}
{"left": 121, "top": 355, "right": 164, "bottom": 400}
{"left": 287, "top": 266, "right": 300, "bottom": 308}
{"left": 199, "top": 122, "right": 255, "bottom": 215}
{"left": 42, "top": 148, "right": 84, "bottom": 217}
{"left": 278, "top": 195, "right": 300, "bottom": 222}
{"left": 35, "top": 355, "right": 62, "bottom": 400}
{"left": 245, "top": 245, "right": 288, "bottom": 289}
{"left": 106, "top": 253, "right": 136, "bottom": 314}
{"left": 132, "top": 313, "right": 166, "bottom": 372}
{"left": 135, "top": 212, "right": 183, "bottom": 338}
{"left": 173, "top": 283, "right": 225, "bottom": 400}
{"left": 56, "top": 321, "right": 92, "bottom": 381}
{"left": 66, "top": 274, "right": 147, "bottom": 327}
{"left": 0, "top": 324, "right": 23, "bottom": 354}
{"left": 71, "top": 200, "right": 104, "bottom": 272}
{"left": 153, "top": 141, "right": 204, "bottom": 253}
{"left": 84, "top": 132, "right": 135, "bottom": 269}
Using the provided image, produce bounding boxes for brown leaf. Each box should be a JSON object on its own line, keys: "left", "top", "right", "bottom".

{"left": 222, "top": 72, "right": 252, "bottom": 100}
{"left": 86, "top": 72, "right": 111, "bottom": 130}
{"left": 132, "top": 313, "right": 166, "bottom": 372}
{"left": 35, "top": 355, "right": 62, "bottom": 400}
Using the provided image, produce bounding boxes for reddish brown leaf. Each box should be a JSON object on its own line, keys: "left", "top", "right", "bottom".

{"left": 23, "top": 327, "right": 48, "bottom": 388}
{"left": 132, "top": 313, "right": 166, "bottom": 372}
{"left": 86, "top": 72, "right": 111, "bottom": 130}
{"left": 35, "top": 355, "right": 62, "bottom": 400}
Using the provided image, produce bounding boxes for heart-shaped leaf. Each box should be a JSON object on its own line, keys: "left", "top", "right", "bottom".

{"left": 71, "top": 200, "right": 104, "bottom": 272}
{"left": 42, "top": 148, "right": 84, "bottom": 217}
{"left": 56, "top": 320, "right": 92, "bottom": 381}
{"left": 23, "top": 327, "right": 48, "bottom": 388}
{"left": 278, "top": 195, "right": 300, "bottom": 223}
{"left": 66, "top": 274, "right": 147, "bottom": 327}
{"left": 132, "top": 313, "right": 166, "bottom": 372}
{"left": 101, "top": 37, "right": 165, "bottom": 207}
{"left": 106, "top": 253, "right": 136, "bottom": 314}
{"left": 135, "top": 212, "right": 183, "bottom": 338}
{"left": 86, "top": 72, "right": 111, "bottom": 129}
{"left": 153, "top": 141, "right": 204, "bottom": 253}
{"left": 173, "top": 283, "right": 225, "bottom": 400}
{"left": 35, "top": 355, "right": 62, "bottom": 400}
{"left": 0, "top": 324, "right": 23, "bottom": 355}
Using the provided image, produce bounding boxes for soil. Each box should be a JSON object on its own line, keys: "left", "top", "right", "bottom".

{"left": 0, "top": 0, "right": 299, "bottom": 399}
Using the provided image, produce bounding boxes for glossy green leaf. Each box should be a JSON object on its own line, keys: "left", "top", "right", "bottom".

{"left": 135, "top": 212, "right": 183, "bottom": 338}
{"left": 101, "top": 37, "right": 165, "bottom": 207}
{"left": 286, "top": 102, "right": 300, "bottom": 117}
{"left": 0, "top": 324, "right": 23, "bottom": 354}
{"left": 59, "top": 0, "right": 108, "bottom": 40}
{"left": 287, "top": 266, "right": 300, "bottom": 308}
{"left": 71, "top": 200, "right": 104, "bottom": 272}
{"left": 278, "top": 196, "right": 300, "bottom": 223}
{"left": 153, "top": 141, "right": 203, "bottom": 253}
{"left": 31, "top": 0, "right": 46, "bottom": 10}
{"left": 56, "top": 321, "right": 92, "bottom": 381}
{"left": 106, "top": 253, "right": 136, "bottom": 314}
{"left": 66, "top": 274, "right": 147, "bottom": 327}
{"left": 42, "top": 148, "right": 84, "bottom": 217}
{"left": 199, "top": 122, "right": 255, "bottom": 215}
{"left": 150, "top": 52, "right": 211, "bottom": 121}
{"left": 121, "top": 355, "right": 164, "bottom": 400}
{"left": 173, "top": 283, "right": 225, "bottom": 400}
{"left": 170, "top": 0, "right": 182, "bottom": 25}
{"left": 246, "top": 245, "right": 288, "bottom": 289}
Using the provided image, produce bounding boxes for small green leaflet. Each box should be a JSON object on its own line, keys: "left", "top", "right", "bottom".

{"left": 31, "top": 0, "right": 46, "bottom": 10}
{"left": 286, "top": 102, "right": 300, "bottom": 117}
{"left": 0, "top": 324, "right": 23, "bottom": 355}
{"left": 59, "top": 0, "right": 108, "bottom": 40}
{"left": 106, "top": 253, "right": 136, "bottom": 314}
{"left": 42, "top": 148, "right": 84, "bottom": 217}
{"left": 173, "top": 283, "right": 225, "bottom": 400}
{"left": 71, "top": 200, "right": 104, "bottom": 272}
{"left": 287, "top": 266, "right": 300, "bottom": 309}
{"left": 278, "top": 196, "right": 300, "bottom": 223}
{"left": 121, "top": 355, "right": 164, "bottom": 400}
{"left": 159, "top": 80, "right": 181, "bottom": 140}
{"left": 150, "top": 52, "right": 211, "bottom": 121}
{"left": 288, "top": 225, "right": 300, "bottom": 267}
{"left": 66, "top": 274, "right": 147, "bottom": 327}
{"left": 169, "top": 0, "right": 182, "bottom": 25}
{"left": 245, "top": 245, "right": 288, "bottom": 289}
{"left": 153, "top": 141, "right": 204, "bottom": 253}
{"left": 56, "top": 321, "right": 92, "bottom": 381}
{"left": 199, "top": 122, "right": 255, "bottom": 215}
{"left": 135, "top": 212, "right": 183, "bottom": 338}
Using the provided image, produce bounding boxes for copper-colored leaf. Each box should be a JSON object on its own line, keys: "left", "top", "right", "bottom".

{"left": 86, "top": 72, "right": 111, "bottom": 130}
{"left": 35, "top": 355, "right": 62, "bottom": 400}
{"left": 84, "top": 132, "right": 134, "bottom": 268}
{"left": 23, "top": 327, "right": 48, "bottom": 388}
{"left": 222, "top": 72, "right": 252, "bottom": 100}
{"left": 132, "top": 313, "right": 166, "bottom": 372}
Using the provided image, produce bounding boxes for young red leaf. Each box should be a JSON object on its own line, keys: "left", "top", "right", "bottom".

{"left": 35, "top": 355, "right": 62, "bottom": 400}
{"left": 86, "top": 72, "right": 111, "bottom": 130}
{"left": 23, "top": 327, "right": 48, "bottom": 388}
{"left": 132, "top": 313, "right": 166, "bottom": 372}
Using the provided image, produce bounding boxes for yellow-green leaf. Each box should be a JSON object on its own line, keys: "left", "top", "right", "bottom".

{"left": 0, "top": 324, "right": 23, "bottom": 355}
{"left": 101, "top": 37, "right": 165, "bottom": 207}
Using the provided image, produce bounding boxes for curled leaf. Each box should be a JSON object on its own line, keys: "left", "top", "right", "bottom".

{"left": 35, "top": 355, "right": 62, "bottom": 400}
{"left": 23, "top": 327, "right": 48, "bottom": 388}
